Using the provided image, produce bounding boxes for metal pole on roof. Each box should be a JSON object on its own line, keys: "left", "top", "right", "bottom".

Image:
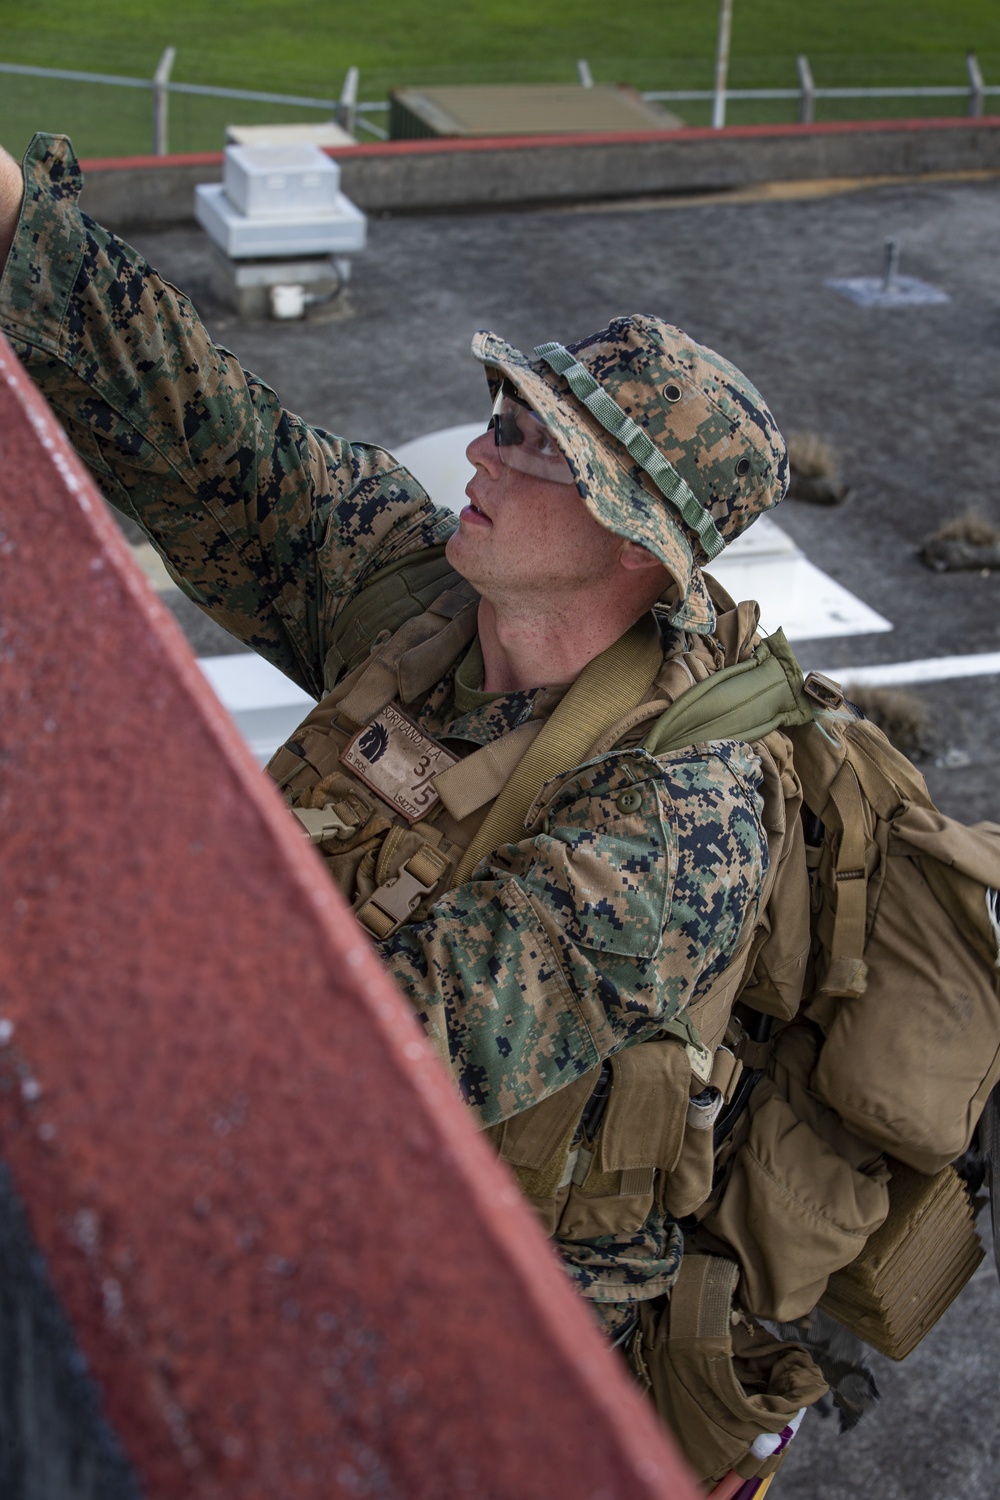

{"left": 712, "top": 0, "right": 733, "bottom": 128}
{"left": 151, "top": 46, "right": 175, "bottom": 156}
{"left": 882, "top": 237, "right": 900, "bottom": 293}
{"left": 966, "top": 52, "right": 985, "bottom": 117}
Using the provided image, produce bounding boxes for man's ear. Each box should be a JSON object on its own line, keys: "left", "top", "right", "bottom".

{"left": 619, "top": 539, "right": 667, "bottom": 573}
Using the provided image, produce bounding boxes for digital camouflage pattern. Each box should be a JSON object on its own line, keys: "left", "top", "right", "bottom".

{"left": 557, "top": 1209, "right": 684, "bottom": 1309}
{"left": 474, "top": 320, "right": 788, "bottom": 634}
{"left": 381, "top": 743, "right": 767, "bottom": 1125}
{"left": 3, "top": 134, "right": 453, "bottom": 701}
{"left": 1, "top": 133, "right": 769, "bottom": 1310}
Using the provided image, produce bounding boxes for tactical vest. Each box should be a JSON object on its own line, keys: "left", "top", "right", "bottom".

{"left": 265, "top": 560, "right": 796, "bottom": 1250}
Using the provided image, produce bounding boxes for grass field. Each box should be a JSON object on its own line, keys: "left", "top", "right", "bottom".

{"left": 2, "top": 0, "right": 1000, "bottom": 158}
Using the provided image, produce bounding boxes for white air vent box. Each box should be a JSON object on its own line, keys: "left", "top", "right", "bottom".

{"left": 223, "top": 144, "right": 341, "bottom": 220}
{"left": 195, "top": 182, "right": 367, "bottom": 258}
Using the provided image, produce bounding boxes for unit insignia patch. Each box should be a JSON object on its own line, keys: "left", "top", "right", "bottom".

{"left": 341, "top": 706, "right": 458, "bottom": 822}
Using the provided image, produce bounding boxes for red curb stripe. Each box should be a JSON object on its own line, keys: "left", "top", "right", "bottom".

{"left": 78, "top": 114, "right": 1000, "bottom": 173}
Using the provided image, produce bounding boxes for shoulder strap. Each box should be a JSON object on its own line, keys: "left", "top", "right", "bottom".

{"left": 643, "top": 629, "right": 816, "bottom": 757}
{"left": 454, "top": 614, "right": 665, "bottom": 883}
{"left": 337, "top": 581, "right": 478, "bottom": 724}
{"left": 323, "top": 545, "right": 464, "bottom": 688}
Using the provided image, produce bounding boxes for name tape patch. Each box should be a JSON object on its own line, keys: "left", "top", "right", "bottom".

{"left": 340, "top": 706, "right": 458, "bottom": 823}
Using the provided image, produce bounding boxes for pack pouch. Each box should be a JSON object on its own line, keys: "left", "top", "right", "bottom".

{"left": 630, "top": 1255, "right": 827, "bottom": 1485}
{"left": 812, "top": 805, "right": 1000, "bottom": 1174}
{"left": 703, "top": 1025, "right": 890, "bottom": 1321}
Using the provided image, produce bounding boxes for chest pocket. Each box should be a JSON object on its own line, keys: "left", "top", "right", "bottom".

{"left": 522, "top": 758, "right": 674, "bottom": 962}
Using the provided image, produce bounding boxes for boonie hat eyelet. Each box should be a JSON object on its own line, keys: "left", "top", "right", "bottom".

{"left": 735, "top": 457, "right": 751, "bottom": 477}
{"left": 663, "top": 383, "right": 682, "bottom": 403}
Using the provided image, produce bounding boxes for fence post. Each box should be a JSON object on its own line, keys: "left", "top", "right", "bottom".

{"left": 967, "top": 52, "right": 984, "bottom": 117}
{"left": 151, "top": 46, "right": 175, "bottom": 156}
{"left": 797, "top": 53, "right": 815, "bottom": 124}
{"left": 712, "top": 0, "right": 733, "bottom": 128}
{"left": 338, "top": 66, "right": 359, "bottom": 136}
{"left": 577, "top": 59, "right": 593, "bottom": 88}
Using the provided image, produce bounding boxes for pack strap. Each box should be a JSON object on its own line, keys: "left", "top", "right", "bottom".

{"left": 454, "top": 613, "right": 665, "bottom": 884}
{"left": 433, "top": 719, "right": 544, "bottom": 821}
{"left": 534, "top": 341, "right": 726, "bottom": 561}
{"left": 819, "top": 760, "right": 870, "bottom": 1000}
{"left": 355, "top": 842, "right": 452, "bottom": 940}
{"left": 642, "top": 629, "right": 815, "bottom": 757}
{"left": 668, "top": 1254, "right": 741, "bottom": 1341}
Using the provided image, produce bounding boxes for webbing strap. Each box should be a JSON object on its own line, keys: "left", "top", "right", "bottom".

{"left": 454, "top": 614, "right": 664, "bottom": 884}
{"left": 668, "top": 1254, "right": 740, "bottom": 1342}
{"left": 533, "top": 341, "right": 726, "bottom": 561}
{"left": 433, "top": 719, "right": 544, "bottom": 821}
{"left": 356, "top": 842, "right": 451, "bottom": 940}
{"left": 820, "top": 761, "right": 870, "bottom": 1000}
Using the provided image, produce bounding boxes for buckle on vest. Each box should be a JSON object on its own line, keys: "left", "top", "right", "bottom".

{"left": 803, "top": 671, "right": 845, "bottom": 710}
{"left": 356, "top": 845, "right": 451, "bottom": 940}
{"left": 291, "top": 805, "right": 361, "bottom": 844}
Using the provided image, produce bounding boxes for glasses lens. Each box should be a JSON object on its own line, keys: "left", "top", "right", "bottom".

{"left": 488, "top": 387, "right": 575, "bottom": 486}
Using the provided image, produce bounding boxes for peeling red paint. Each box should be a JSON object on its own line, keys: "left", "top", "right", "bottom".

{"left": 0, "top": 334, "right": 699, "bottom": 1499}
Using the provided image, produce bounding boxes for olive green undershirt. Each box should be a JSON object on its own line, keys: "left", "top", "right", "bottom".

{"left": 453, "top": 639, "right": 505, "bottom": 713}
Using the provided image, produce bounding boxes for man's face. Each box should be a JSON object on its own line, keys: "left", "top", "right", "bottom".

{"left": 446, "top": 419, "right": 626, "bottom": 607}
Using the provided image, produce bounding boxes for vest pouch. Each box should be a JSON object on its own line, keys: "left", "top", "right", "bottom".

{"left": 630, "top": 1255, "right": 828, "bottom": 1486}
{"left": 812, "top": 819, "right": 1000, "bottom": 1174}
{"left": 661, "top": 1046, "right": 742, "bottom": 1221}
{"left": 556, "top": 1038, "right": 691, "bottom": 1243}
{"left": 270, "top": 722, "right": 346, "bottom": 792}
{"left": 660, "top": 1088, "right": 717, "bottom": 1220}
{"left": 484, "top": 1070, "right": 601, "bottom": 1237}
{"left": 703, "top": 1070, "right": 890, "bottom": 1321}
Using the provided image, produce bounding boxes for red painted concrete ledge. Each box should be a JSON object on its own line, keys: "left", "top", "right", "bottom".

{"left": 78, "top": 112, "right": 1000, "bottom": 173}
{"left": 0, "top": 333, "right": 698, "bottom": 1498}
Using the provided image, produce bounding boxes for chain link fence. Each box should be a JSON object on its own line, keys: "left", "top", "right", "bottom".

{"left": 2, "top": 49, "right": 999, "bottom": 160}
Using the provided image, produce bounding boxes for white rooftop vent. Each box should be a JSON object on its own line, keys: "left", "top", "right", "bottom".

{"left": 223, "top": 144, "right": 342, "bottom": 218}
{"left": 195, "top": 144, "right": 366, "bottom": 260}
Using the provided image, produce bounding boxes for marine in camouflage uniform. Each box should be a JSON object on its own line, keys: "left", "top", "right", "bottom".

{"left": 0, "top": 136, "right": 807, "bottom": 1452}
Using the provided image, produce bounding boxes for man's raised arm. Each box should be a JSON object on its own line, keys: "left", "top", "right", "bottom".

{"left": 0, "top": 135, "right": 454, "bottom": 696}
{"left": 0, "top": 144, "right": 23, "bottom": 268}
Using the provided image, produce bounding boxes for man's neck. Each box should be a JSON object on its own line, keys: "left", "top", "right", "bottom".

{"left": 476, "top": 594, "right": 648, "bottom": 693}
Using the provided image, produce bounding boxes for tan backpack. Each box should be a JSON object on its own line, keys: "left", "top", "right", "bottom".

{"left": 644, "top": 653, "right": 1000, "bottom": 1178}
{"left": 641, "top": 631, "right": 1000, "bottom": 1345}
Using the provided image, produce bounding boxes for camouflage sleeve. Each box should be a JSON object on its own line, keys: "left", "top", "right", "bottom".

{"left": 0, "top": 134, "right": 456, "bottom": 697}
{"left": 380, "top": 741, "right": 767, "bottom": 1127}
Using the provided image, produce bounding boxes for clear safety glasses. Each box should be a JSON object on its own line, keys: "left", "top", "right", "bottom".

{"left": 489, "top": 383, "right": 576, "bottom": 486}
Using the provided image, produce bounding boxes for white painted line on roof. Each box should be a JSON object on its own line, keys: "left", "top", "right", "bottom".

{"left": 198, "top": 653, "right": 315, "bottom": 712}
{"left": 711, "top": 554, "right": 892, "bottom": 641}
{"left": 819, "top": 653, "right": 1000, "bottom": 688}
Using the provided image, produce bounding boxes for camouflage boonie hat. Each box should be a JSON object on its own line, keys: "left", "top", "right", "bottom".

{"left": 472, "top": 315, "right": 788, "bottom": 634}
